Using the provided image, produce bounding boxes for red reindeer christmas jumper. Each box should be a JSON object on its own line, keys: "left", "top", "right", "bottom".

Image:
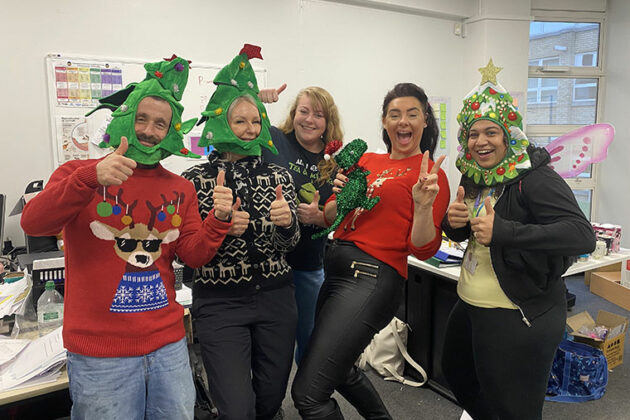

{"left": 21, "top": 159, "right": 230, "bottom": 357}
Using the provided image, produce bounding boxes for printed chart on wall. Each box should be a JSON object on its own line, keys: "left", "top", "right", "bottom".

{"left": 45, "top": 54, "right": 267, "bottom": 172}
{"left": 429, "top": 96, "right": 450, "bottom": 168}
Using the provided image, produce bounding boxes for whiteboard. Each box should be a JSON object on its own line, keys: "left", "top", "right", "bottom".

{"left": 44, "top": 53, "right": 267, "bottom": 174}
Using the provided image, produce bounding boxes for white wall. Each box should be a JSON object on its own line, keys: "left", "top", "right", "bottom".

{"left": 2, "top": 0, "right": 623, "bottom": 251}
{"left": 1, "top": 0, "right": 473, "bottom": 246}
{"left": 599, "top": 0, "right": 630, "bottom": 248}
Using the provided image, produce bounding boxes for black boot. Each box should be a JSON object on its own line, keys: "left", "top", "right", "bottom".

{"left": 336, "top": 366, "right": 392, "bottom": 420}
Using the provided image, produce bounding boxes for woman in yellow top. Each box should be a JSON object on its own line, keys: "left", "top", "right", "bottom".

{"left": 441, "top": 61, "right": 595, "bottom": 420}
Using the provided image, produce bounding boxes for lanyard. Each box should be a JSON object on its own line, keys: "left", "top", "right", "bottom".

{"left": 474, "top": 188, "right": 495, "bottom": 217}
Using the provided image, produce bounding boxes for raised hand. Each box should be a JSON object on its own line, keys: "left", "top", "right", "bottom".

{"left": 412, "top": 151, "right": 445, "bottom": 210}
{"left": 227, "top": 198, "right": 250, "bottom": 236}
{"left": 297, "top": 190, "right": 321, "bottom": 225}
{"left": 270, "top": 184, "right": 292, "bottom": 227}
{"left": 258, "top": 83, "right": 287, "bottom": 104}
{"left": 96, "top": 137, "right": 137, "bottom": 186}
{"left": 447, "top": 186, "right": 469, "bottom": 228}
{"left": 470, "top": 197, "right": 495, "bottom": 246}
{"left": 213, "top": 170, "right": 233, "bottom": 222}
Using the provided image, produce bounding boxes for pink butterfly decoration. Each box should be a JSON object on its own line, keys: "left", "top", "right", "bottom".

{"left": 545, "top": 123, "right": 614, "bottom": 178}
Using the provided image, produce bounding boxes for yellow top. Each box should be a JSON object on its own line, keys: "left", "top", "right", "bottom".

{"left": 458, "top": 188, "right": 517, "bottom": 309}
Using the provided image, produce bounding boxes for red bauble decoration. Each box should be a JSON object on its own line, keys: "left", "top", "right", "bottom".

{"left": 471, "top": 102, "right": 480, "bottom": 110}
{"left": 517, "top": 154, "right": 524, "bottom": 162}
{"left": 489, "top": 88, "right": 496, "bottom": 94}
{"left": 154, "top": 71, "right": 163, "bottom": 78}
{"left": 508, "top": 112, "right": 517, "bottom": 121}
{"left": 496, "top": 167, "right": 506, "bottom": 175}
{"left": 180, "top": 148, "right": 189, "bottom": 155}
{"left": 466, "top": 153, "right": 472, "bottom": 160}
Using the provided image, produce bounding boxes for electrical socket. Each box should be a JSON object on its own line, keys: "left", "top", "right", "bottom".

{"left": 454, "top": 22, "right": 462, "bottom": 36}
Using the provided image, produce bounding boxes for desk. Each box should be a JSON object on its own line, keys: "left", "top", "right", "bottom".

{"left": 0, "top": 370, "right": 68, "bottom": 406}
{"left": 404, "top": 248, "right": 630, "bottom": 401}
{"left": 0, "top": 308, "right": 193, "bottom": 408}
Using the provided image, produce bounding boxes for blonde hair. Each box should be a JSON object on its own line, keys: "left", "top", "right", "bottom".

{"left": 277, "top": 87, "right": 343, "bottom": 184}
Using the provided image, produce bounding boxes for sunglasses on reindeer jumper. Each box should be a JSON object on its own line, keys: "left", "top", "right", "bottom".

{"left": 115, "top": 237, "right": 163, "bottom": 252}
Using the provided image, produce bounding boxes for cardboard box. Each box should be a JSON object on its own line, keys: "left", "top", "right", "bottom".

{"left": 590, "top": 271, "right": 630, "bottom": 311}
{"left": 567, "top": 310, "right": 628, "bottom": 369}
{"left": 584, "top": 262, "right": 622, "bottom": 286}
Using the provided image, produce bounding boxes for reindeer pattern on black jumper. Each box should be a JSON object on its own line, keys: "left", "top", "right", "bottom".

{"left": 90, "top": 186, "right": 185, "bottom": 313}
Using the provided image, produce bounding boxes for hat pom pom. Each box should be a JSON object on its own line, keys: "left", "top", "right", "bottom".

{"left": 324, "top": 154, "right": 331, "bottom": 161}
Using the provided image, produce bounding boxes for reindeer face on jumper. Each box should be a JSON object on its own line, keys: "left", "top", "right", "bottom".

{"left": 90, "top": 221, "right": 179, "bottom": 268}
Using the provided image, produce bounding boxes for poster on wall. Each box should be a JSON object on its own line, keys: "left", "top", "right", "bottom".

{"left": 429, "top": 96, "right": 450, "bottom": 168}
{"left": 55, "top": 116, "right": 90, "bottom": 163}
{"left": 46, "top": 54, "right": 267, "bottom": 170}
{"left": 53, "top": 59, "right": 123, "bottom": 108}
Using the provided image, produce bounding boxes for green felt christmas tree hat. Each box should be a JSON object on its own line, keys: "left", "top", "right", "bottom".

{"left": 456, "top": 59, "right": 532, "bottom": 186}
{"left": 197, "top": 44, "right": 277, "bottom": 156}
{"left": 87, "top": 55, "right": 199, "bottom": 165}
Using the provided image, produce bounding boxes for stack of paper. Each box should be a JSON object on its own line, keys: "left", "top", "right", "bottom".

{"left": 176, "top": 283, "right": 192, "bottom": 307}
{"left": 0, "top": 327, "right": 66, "bottom": 392}
{"left": 0, "top": 273, "right": 31, "bottom": 318}
{"left": 432, "top": 242, "right": 465, "bottom": 266}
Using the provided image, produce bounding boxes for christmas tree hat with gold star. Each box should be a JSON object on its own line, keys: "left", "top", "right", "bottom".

{"left": 197, "top": 44, "right": 277, "bottom": 156}
{"left": 87, "top": 55, "right": 200, "bottom": 165}
{"left": 456, "top": 59, "right": 532, "bottom": 186}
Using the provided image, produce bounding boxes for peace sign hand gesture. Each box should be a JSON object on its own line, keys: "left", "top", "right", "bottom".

{"left": 412, "top": 151, "right": 445, "bottom": 210}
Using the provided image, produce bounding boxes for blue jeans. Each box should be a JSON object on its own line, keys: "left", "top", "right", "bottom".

{"left": 67, "top": 337, "right": 194, "bottom": 420}
{"left": 293, "top": 268, "right": 325, "bottom": 364}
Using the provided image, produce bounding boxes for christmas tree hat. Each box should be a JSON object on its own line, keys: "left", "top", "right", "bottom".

{"left": 87, "top": 55, "right": 199, "bottom": 165}
{"left": 197, "top": 44, "right": 277, "bottom": 156}
{"left": 456, "top": 59, "right": 532, "bottom": 186}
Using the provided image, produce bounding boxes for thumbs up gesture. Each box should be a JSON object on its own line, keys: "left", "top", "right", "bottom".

{"left": 470, "top": 196, "right": 495, "bottom": 246}
{"left": 270, "top": 184, "right": 292, "bottom": 227}
{"left": 227, "top": 198, "right": 250, "bottom": 237}
{"left": 258, "top": 83, "right": 287, "bottom": 104}
{"left": 297, "top": 190, "right": 322, "bottom": 226}
{"left": 213, "top": 170, "right": 233, "bottom": 222}
{"left": 96, "top": 136, "right": 137, "bottom": 186}
{"left": 447, "top": 186, "right": 469, "bottom": 229}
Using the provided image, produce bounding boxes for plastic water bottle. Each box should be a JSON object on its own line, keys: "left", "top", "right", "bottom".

{"left": 37, "top": 281, "right": 64, "bottom": 336}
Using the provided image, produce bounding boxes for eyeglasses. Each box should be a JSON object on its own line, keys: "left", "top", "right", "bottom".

{"left": 115, "top": 237, "right": 163, "bottom": 252}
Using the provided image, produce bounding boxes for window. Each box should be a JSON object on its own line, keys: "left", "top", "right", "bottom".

{"left": 528, "top": 16, "right": 605, "bottom": 221}
{"left": 528, "top": 58, "right": 560, "bottom": 104}
{"left": 575, "top": 52, "right": 597, "bottom": 67}
{"left": 573, "top": 78, "right": 597, "bottom": 103}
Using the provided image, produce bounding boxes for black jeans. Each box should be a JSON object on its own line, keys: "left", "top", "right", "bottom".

{"left": 194, "top": 284, "right": 297, "bottom": 420}
{"left": 442, "top": 299, "right": 566, "bottom": 420}
{"left": 291, "top": 240, "right": 404, "bottom": 419}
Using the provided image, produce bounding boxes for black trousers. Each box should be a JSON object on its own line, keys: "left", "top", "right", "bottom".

{"left": 193, "top": 284, "right": 297, "bottom": 420}
{"left": 442, "top": 298, "right": 566, "bottom": 420}
{"left": 292, "top": 240, "right": 404, "bottom": 419}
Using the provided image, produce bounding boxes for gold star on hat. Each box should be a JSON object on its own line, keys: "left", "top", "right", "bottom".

{"left": 478, "top": 59, "right": 503, "bottom": 85}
